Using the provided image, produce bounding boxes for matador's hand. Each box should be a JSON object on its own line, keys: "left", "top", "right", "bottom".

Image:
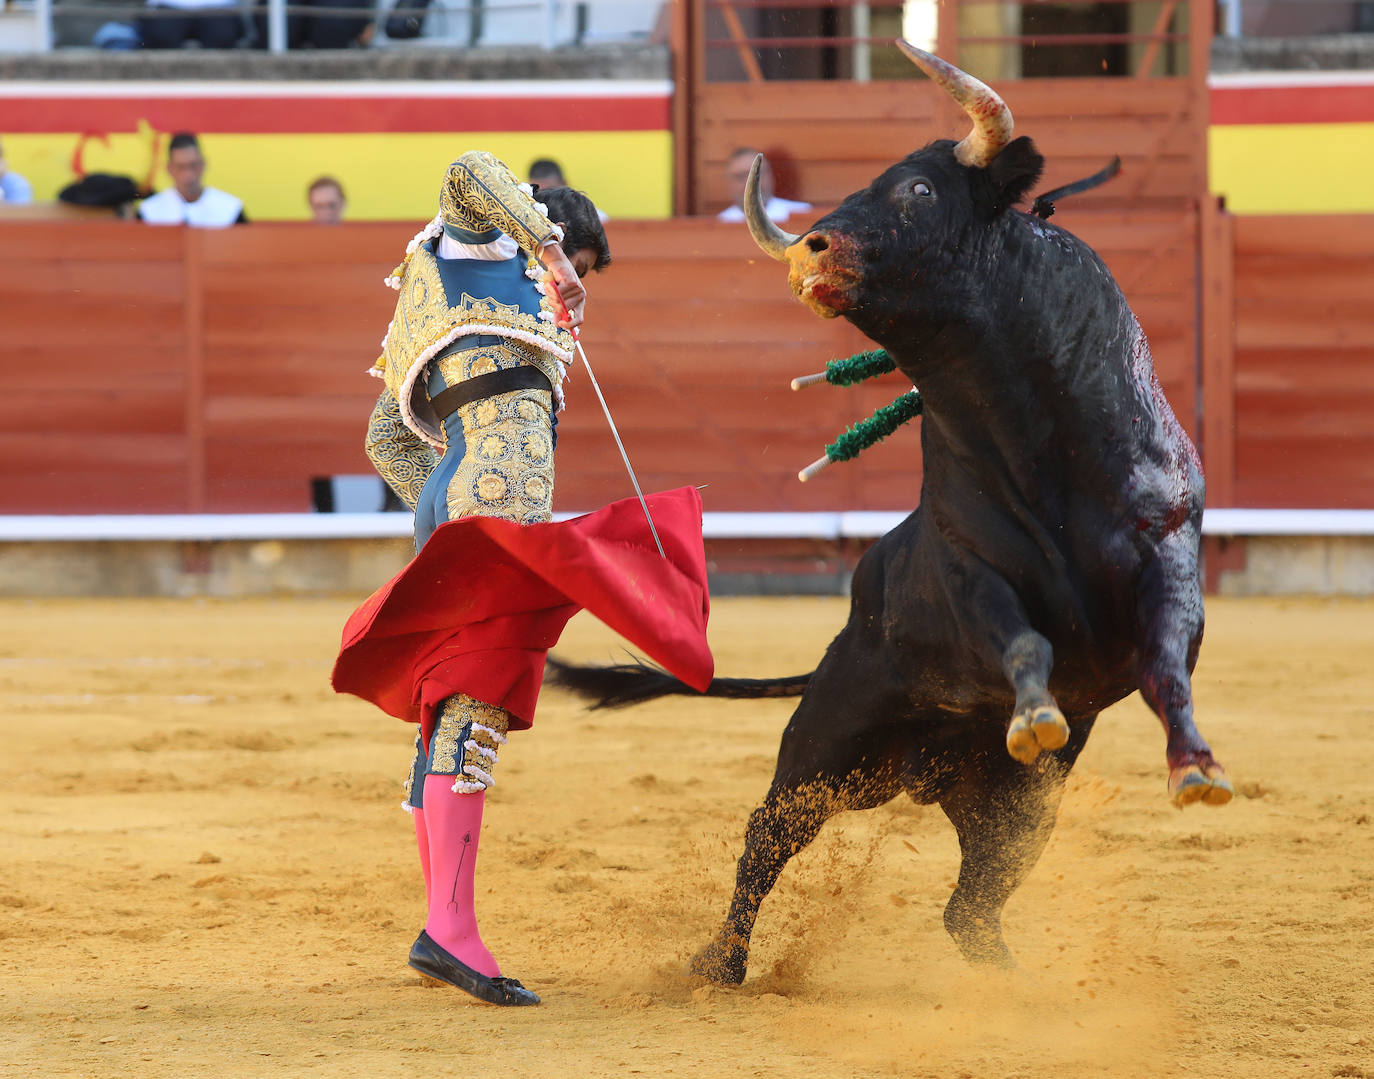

{"left": 538, "top": 241, "right": 586, "bottom": 330}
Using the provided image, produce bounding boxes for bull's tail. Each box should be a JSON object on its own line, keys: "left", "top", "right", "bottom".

{"left": 545, "top": 656, "right": 812, "bottom": 710}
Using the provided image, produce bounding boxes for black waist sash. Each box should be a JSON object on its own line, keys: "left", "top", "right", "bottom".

{"left": 430, "top": 365, "right": 553, "bottom": 421}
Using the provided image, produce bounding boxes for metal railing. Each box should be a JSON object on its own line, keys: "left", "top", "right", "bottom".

{"left": 700, "top": 0, "right": 1196, "bottom": 81}
{"left": 16, "top": 0, "right": 655, "bottom": 53}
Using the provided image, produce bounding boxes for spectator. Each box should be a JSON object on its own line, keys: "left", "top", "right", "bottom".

{"left": 0, "top": 137, "right": 34, "bottom": 205}
{"left": 138, "top": 133, "right": 248, "bottom": 227}
{"left": 527, "top": 157, "right": 608, "bottom": 222}
{"left": 253, "top": 0, "right": 374, "bottom": 49}
{"left": 140, "top": 0, "right": 243, "bottom": 49}
{"left": 527, "top": 158, "right": 567, "bottom": 191}
{"left": 307, "top": 175, "right": 346, "bottom": 224}
{"left": 717, "top": 147, "right": 811, "bottom": 224}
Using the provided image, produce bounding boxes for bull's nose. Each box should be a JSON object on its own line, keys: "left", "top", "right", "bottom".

{"left": 784, "top": 233, "right": 829, "bottom": 271}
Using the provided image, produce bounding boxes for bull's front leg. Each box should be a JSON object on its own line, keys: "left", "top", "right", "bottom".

{"left": 1001, "top": 629, "right": 1071, "bottom": 763}
{"left": 690, "top": 632, "right": 907, "bottom": 986}
{"left": 959, "top": 571, "right": 1070, "bottom": 764}
{"left": 1137, "top": 531, "right": 1232, "bottom": 807}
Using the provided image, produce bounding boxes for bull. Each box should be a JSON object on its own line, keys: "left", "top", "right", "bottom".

{"left": 550, "top": 43, "right": 1230, "bottom": 980}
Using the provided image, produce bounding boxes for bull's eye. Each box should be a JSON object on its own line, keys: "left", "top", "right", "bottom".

{"left": 912, "top": 181, "right": 933, "bottom": 197}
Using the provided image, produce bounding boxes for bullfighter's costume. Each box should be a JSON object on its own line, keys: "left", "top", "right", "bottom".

{"left": 331, "top": 151, "right": 712, "bottom": 1005}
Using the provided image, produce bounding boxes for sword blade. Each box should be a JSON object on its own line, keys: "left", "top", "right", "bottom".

{"left": 572, "top": 335, "right": 666, "bottom": 559}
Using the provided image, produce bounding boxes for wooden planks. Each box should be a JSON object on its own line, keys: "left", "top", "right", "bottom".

{"left": 196, "top": 223, "right": 398, "bottom": 512}
{"left": 0, "top": 222, "right": 191, "bottom": 513}
{"left": 694, "top": 75, "right": 1205, "bottom": 214}
{"left": 0, "top": 212, "right": 1201, "bottom": 516}
{"left": 1230, "top": 214, "right": 1374, "bottom": 509}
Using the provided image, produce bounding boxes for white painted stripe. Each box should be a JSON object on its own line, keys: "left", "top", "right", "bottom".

{"left": 1200, "top": 509, "right": 1374, "bottom": 536}
{"left": 1208, "top": 72, "right": 1374, "bottom": 90}
{"left": 3, "top": 509, "right": 1374, "bottom": 543}
{"left": 0, "top": 80, "right": 672, "bottom": 99}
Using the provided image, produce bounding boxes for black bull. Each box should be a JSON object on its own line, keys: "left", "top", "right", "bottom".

{"left": 550, "top": 44, "right": 1231, "bottom": 980}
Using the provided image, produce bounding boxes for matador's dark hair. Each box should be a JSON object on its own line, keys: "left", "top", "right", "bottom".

{"left": 534, "top": 186, "right": 611, "bottom": 273}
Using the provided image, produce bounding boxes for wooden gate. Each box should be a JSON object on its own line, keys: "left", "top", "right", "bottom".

{"left": 671, "top": 0, "right": 1212, "bottom": 216}
{"left": 669, "top": 0, "right": 1211, "bottom": 441}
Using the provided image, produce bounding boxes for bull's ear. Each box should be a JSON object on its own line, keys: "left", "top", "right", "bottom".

{"left": 986, "top": 136, "right": 1044, "bottom": 215}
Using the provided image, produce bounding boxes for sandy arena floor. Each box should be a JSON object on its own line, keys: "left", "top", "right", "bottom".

{"left": 1, "top": 595, "right": 1372, "bottom": 1078}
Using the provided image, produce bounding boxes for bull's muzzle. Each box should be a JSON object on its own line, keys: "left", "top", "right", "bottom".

{"left": 742, "top": 155, "right": 857, "bottom": 318}
{"left": 785, "top": 232, "right": 859, "bottom": 319}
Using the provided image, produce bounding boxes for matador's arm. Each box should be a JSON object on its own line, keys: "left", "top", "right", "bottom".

{"left": 365, "top": 388, "right": 436, "bottom": 512}
{"left": 440, "top": 150, "right": 563, "bottom": 253}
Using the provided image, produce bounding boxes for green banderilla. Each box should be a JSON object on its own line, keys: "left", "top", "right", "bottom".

{"left": 791, "top": 350, "right": 924, "bottom": 482}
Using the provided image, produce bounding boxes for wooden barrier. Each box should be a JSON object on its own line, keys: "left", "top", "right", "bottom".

{"left": 1224, "top": 215, "right": 1374, "bottom": 509}
{"left": 694, "top": 77, "right": 1206, "bottom": 216}
{"left": 680, "top": 0, "right": 1212, "bottom": 217}
{"left": 0, "top": 209, "right": 1200, "bottom": 516}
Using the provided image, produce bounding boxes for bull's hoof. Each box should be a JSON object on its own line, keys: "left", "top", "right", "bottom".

{"left": 944, "top": 903, "right": 1016, "bottom": 968}
{"left": 1169, "top": 763, "right": 1234, "bottom": 808}
{"left": 1006, "top": 706, "right": 1070, "bottom": 764}
{"left": 688, "top": 937, "right": 747, "bottom": 986}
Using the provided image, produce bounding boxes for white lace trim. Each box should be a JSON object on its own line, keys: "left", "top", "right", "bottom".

{"left": 464, "top": 739, "right": 499, "bottom": 763}
{"left": 471, "top": 722, "right": 508, "bottom": 746}
{"left": 451, "top": 763, "right": 495, "bottom": 793}
{"left": 384, "top": 214, "right": 445, "bottom": 290}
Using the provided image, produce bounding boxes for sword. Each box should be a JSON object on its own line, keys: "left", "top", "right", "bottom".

{"left": 550, "top": 288, "right": 666, "bottom": 559}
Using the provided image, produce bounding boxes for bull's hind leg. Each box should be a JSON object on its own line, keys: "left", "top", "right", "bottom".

{"left": 939, "top": 716, "right": 1095, "bottom": 966}
{"left": 1138, "top": 532, "right": 1232, "bottom": 807}
{"left": 689, "top": 662, "right": 906, "bottom": 986}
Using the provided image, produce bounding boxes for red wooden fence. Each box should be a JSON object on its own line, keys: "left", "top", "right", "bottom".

{"left": 2, "top": 210, "right": 1371, "bottom": 516}
{"left": 1224, "top": 214, "right": 1374, "bottom": 508}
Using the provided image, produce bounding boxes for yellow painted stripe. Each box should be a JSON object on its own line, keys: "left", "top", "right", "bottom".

{"left": 4, "top": 130, "right": 673, "bottom": 221}
{"left": 1209, "top": 122, "right": 1374, "bottom": 215}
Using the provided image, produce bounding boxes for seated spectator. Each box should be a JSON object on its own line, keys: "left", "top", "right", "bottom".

{"left": 527, "top": 158, "right": 567, "bottom": 191}
{"left": 527, "top": 157, "right": 608, "bottom": 222}
{"left": 0, "top": 137, "right": 34, "bottom": 205}
{"left": 307, "top": 175, "right": 346, "bottom": 224}
{"left": 140, "top": 0, "right": 244, "bottom": 49}
{"left": 138, "top": 133, "right": 248, "bottom": 227}
{"left": 253, "top": 0, "right": 374, "bottom": 49}
{"left": 717, "top": 146, "right": 811, "bottom": 224}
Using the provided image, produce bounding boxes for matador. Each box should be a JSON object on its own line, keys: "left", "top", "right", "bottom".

{"left": 332, "top": 152, "right": 714, "bottom": 1006}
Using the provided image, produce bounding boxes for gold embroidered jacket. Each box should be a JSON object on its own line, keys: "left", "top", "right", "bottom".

{"left": 373, "top": 150, "right": 576, "bottom": 450}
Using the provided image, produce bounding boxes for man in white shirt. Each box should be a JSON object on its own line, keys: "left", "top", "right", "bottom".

{"left": 138, "top": 133, "right": 247, "bottom": 228}
{"left": 716, "top": 146, "right": 811, "bottom": 224}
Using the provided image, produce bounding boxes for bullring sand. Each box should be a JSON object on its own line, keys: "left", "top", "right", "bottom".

{"left": 1, "top": 596, "right": 1371, "bottom": 1078}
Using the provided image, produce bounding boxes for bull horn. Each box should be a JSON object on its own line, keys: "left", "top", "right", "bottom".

{"left": 744, "top": 154, "right": 800, "bottom": 262}
{"left": 896, "top": 39, "right": 1013, "bottom": 169}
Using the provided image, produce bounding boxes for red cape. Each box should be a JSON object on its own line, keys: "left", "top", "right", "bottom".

{"left": 331, "top": 487, "right": 713, "bottom": 738}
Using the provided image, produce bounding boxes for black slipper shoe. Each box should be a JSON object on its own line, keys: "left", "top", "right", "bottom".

{"left": 407, "top": 930, "right": 541, "bottom": 1006}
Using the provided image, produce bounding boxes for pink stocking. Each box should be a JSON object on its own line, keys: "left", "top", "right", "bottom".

{"left": 421, "top": 776, "right": 499, "bottom": 977}
{"left": 412, "top": 807, "right": 431, "bottom": 904}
